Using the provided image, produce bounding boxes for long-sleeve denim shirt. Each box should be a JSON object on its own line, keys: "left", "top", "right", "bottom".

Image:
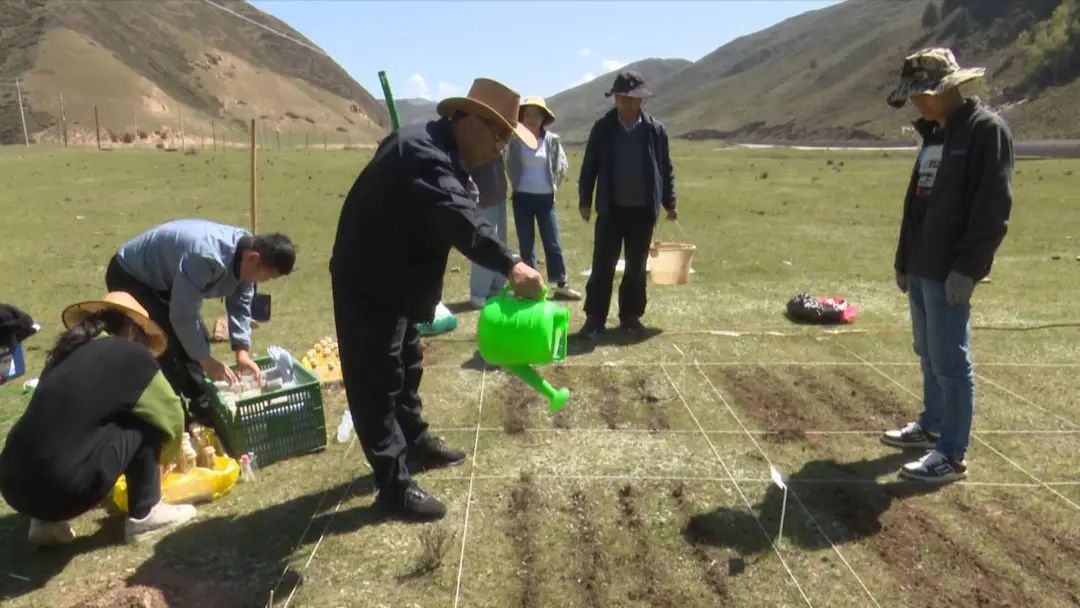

{"left": 116, "top": 219, "right": 253, "bottom": 360}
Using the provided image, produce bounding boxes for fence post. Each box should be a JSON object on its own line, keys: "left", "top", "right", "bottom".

{"left": 94, "top": 106, "right": 102, "bottom": 150}
{"left": 15, "top": 78, "right": 29, "bottom": 146}
{"left": 59, "top": 92, "right": 68, "bottom": 147}
{"left": 250, "top": 119, "right": 258, "bottom": 234}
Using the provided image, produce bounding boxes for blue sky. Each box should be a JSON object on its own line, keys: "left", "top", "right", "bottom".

{"left": 249, "top": 1, "right": 840, "bottom": 100}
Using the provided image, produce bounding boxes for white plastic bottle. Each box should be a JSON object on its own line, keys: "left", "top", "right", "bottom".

{"left": 336, "top": 411, "right": 354, "bottom": 443}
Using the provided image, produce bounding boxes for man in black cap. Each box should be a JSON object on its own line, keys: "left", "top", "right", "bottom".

{"left": 578, "top": 70, "right": 677, "bottom": 339}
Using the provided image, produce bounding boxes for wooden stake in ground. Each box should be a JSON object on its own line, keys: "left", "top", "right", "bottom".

{"left": 55, "top": 97, "right": 63, "bottom": 146}
{"left": 59, "top": 91, "right": 67, "bottom": 147}
{"left": 15, "top": 78, "right": 29, "bottom": 146}
{"left": 250, "top": 118, "right": 258, "bottom": 234}
{"left": 94, "top": 106, "right": 102, "bottom": 150}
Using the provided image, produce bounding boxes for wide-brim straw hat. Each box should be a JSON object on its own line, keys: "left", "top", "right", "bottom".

{"left": 887, "top": 47, "right": 985, "bottom": 109}
{"left": 520, "top": 96, "right": 555, "bottom": 123}
{"left": 437, "top": 78, "right": 538, "bottom": 149}
{"left": 62, "top": 291, "right": 168, "bottom": 356}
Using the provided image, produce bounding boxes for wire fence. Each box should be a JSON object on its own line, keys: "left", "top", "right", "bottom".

{"left": 0, "top": 79, "right": 378, "bottom": 152}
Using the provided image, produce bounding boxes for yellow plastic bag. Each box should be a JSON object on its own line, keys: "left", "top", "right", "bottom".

{"left": 109, "top": 455, "right": 240, "bottom": 513}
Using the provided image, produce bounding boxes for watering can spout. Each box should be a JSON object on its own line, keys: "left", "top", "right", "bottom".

{"left": 506, "top": 365, "right": 569, "bottom": 413}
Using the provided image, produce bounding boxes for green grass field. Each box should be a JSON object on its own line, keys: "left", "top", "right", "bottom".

{"left": 0, "top": 142, "right": 1078, "bottom": 607}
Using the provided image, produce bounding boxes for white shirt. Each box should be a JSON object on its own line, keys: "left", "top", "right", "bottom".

{"left": 515, "top": 137, "right": 553, "bottom": 195}
{"left": 916, "top": 143, "right": 943, "bottom": 197}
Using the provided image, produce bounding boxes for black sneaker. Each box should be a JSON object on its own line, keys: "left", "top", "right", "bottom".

{"left": 375, "top": 482, "right": 447, "bottom": 520}
{"left": 578, "top": 317, "right": 606, "bottom": 340}
{"left": 619, "top": 317, "right": 647, "bottom": 336}
{"left": 880, "top": 421, "right": 939, "bottom": 449}
{"left": 408, "top": 433, "right": 466, "bottom": 471}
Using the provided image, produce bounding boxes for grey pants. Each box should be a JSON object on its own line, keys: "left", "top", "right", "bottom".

{"left": 470, "top": 203, "right": 508, "bottom": 304}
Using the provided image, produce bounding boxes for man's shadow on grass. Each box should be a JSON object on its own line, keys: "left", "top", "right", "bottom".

{"left": 684, "top": 452, "right": 943, "bottom": 563}
{"left": 125, "top": 474, "right": 382, "bottom": 607}
{"left": 567, "top": 326, "right": 664, "bottom": 357}
{"left": 0, "top": 475, "right": 384, "bottom": 606}
{"left": 0, "top": 512, "right": 121, "bottom": 601}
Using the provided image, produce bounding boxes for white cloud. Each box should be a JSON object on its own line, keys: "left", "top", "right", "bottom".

{"left": 436, "top": 81, "right": 463, "bottom": 97}
{"left": 601, "top": 59, "right": 626, "bottom": 72}
{"left": 579, "top": 47, "right": 592, "bottom": 57}
{"left": 570, "top": 72, "right": 597, "bottom": 88}
{"left": 409, "top": 73, "right": 431, "bottom": 100}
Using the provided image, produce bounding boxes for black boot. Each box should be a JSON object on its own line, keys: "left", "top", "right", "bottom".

{"left": 408, "top": 432, "right": 467, "bottom": 472}
{"left": 375, "top": 482, "right": 447, "bottom": 521}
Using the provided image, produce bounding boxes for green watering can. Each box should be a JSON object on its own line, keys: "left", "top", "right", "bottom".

{"left": 477, "top": 286, "right": 570, "bottom": 412}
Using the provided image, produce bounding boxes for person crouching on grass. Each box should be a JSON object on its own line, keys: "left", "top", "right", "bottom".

{"left": 880, "top": 48, "right": 1014, "bottom": 483}
{"left": 0, "top": 292, "right": 195, "bottom": 546}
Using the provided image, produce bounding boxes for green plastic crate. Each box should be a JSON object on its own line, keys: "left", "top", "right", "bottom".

{"left": 205, "top": 356, "right": 327, "bottom": 467}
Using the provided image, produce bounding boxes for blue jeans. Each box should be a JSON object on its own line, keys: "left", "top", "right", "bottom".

{"left": 908, "top": 275, "right": 974, "bottom": 462}
{"left": 470, "top": 204, "right": 508, "bottom": 303}
{"left": 512, "top": 191, "right": 567, "bottom": 284}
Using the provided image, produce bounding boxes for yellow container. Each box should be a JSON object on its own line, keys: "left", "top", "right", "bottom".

{"left": 649, "top": 241, "right": 696, "bottom": 285}
{"left": 109, "top": 455, "right": 240, "bottom": 513}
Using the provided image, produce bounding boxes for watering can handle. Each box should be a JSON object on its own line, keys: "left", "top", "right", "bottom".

{"left": 499, "top": 284, "right": 548, "bottom": 301}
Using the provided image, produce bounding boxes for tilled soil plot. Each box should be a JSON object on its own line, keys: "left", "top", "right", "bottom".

{"left": 670, "top": 481, "right": 729, "bottom": 601}
{"left": 708, "top": 364, "right": 1080, "bottom": 605}
{"left": 616, "top": 484, "right": 686, "bottom": 608}
{"left": 633, "top": 377, "right": 671, "bottom": 431}
{"left": 568, "top": 487, "right": 607, "bottom": 608}
{"left": 715, "top": 366, "right": 813, "bottom": 442}
{"left": 506, "top": 473, "right": 541, "bottom": 608}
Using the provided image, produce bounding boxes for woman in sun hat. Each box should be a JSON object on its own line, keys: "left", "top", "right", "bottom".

{"left": 505, "top": 96, "right": 580, "bottom": 300}
{"left": 0, "top": 292, "right": 197, "bottom": 545}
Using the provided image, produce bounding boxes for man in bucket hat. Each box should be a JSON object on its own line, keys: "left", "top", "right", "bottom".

{"left": 880, "top": 49, "right": 1014, "bottom": 483}
{"left": 330, "top": 78, "right": 545, "bottom": 520}
{"left": 578, "top": 70, "right": 677, "bottom": 339}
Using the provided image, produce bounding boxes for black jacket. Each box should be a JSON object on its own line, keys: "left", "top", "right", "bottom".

{"left": 895, "top": 98, "right": 1014, "bottom": 281}
{"left": 330, "top": 119, "right": 516, "bottom": 321}
{"left": 0, "top": 338, "right": 160, "bottom": 511}
{"left": 578, "top": 109, "right": 676, "bottom": 217}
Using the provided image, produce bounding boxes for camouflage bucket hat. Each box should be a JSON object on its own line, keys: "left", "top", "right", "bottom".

{"left": 886, "top": 48, "right": 985, "bottom": 108}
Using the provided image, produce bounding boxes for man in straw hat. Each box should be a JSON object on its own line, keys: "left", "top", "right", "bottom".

{"left": 0, "top": 292, "right": 196, "bottom": 545}
{"left": 105, "top": 220, "right": 296, "bottom": 422}
{"left": 331, "top": 78, "right": 545, "bottom": 520}
{"left": 879, "top": 48, "right": 1014, "bottom": 483}
{"left": 578, "top": 69, "right": 677, "bottom": 340}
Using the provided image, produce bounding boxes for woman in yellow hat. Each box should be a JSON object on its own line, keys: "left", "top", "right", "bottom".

{"left": 506, "top": 96, "right": 581, "bottom": 300}
{"left": 0, "top": 292, "right": 196, "bottom": 546}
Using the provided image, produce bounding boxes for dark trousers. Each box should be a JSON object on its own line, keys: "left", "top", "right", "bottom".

{"left": 331, "top": 276, "right": 429, "bottom": 493}
{"left": 0, "top": 418, "right": 162, "bottom": 521}
{"left": 584, "top": 207, "right": 655, "bottom": 322}
{"left": 512, "top": 191, "right": 567, "bottom": 284}
{"left": 106, "top": 256, "right": 207, "bottom": 406}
